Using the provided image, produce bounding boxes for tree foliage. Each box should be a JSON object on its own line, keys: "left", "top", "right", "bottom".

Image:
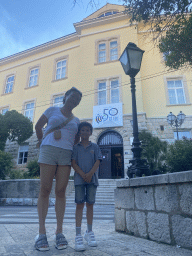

{"left": 139, "top": 130, "right": 168, "bottom": 174}
{"left": 166, "top": 137, "right": 192, "bottom": 172}
{"left": 0, "top": 150, "right": 13, "bottom": 180}
{"left": 0, "top": 110, "right": 33, "bottom": 151}
{"left": 123, "top": 0, "right": 192, "bottom": 69}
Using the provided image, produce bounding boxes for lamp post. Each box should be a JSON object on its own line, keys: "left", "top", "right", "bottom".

{"left": 119, "top": 42, "right": 149, "bottom": 178}
{"left": 167, "top": 111, "right": 186, "bottom": 140}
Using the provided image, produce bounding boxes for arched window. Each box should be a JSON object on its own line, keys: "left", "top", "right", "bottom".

{"left": 98, "top": 131, "right": 123, "bottom": 146}
{"left": 98, "top": 11, "right": 118, "bottom": 18}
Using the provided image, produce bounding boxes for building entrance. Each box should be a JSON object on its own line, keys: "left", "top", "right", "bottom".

{"left": 98, "top": 131, "right": 124, "bottom": 179}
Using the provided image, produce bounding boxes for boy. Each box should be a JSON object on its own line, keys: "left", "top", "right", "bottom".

{"left": 71, "top": 122, "right": 102, "bottom": 251}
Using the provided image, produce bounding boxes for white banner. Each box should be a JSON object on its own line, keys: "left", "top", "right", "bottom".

{"left": 92, "top": 103, "right": 123, "bottom": 128}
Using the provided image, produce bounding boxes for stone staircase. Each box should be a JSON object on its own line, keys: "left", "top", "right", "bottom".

{"left": 66, "top": 179, "right": 117, "bottom": 205}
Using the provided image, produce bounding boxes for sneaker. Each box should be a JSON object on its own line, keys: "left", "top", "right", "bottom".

{"left": 75, "top": 234, "right": 86, "bottom": 251}
{"left": 84, "top": 230, "right": 97, "bottom": 247}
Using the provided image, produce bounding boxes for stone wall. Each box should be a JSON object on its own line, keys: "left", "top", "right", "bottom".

{"left": 114, "top": 170, "right": 192, "bottom": 250}
{"left": 0, "top": 179, "right": 74, "bottom": 206}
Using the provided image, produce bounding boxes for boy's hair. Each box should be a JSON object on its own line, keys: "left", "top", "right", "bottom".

{"left": 63, "top": 87, "right": 82, "bottom": 104}
{"left": 78, "top": 121, "right": 93, "bottom": 134}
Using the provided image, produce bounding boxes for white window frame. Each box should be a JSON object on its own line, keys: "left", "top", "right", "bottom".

{"left": 98, "top": 43, "right": 106, "bottom": 63}
{"left": 4, "top": 75, "right": 15, "bottom": 94}
{"left": 98, "top": 10, "right": 119, "bottom": 18}
{"left": 96, "top": 77, "right": 121, "bottom": 105}
{"left": 167, "top": 79, "right": 186, "bottom": 105}
{"left": 56, "top": 59, "right": 67, "bottom": 80}
{"left": 52, "top": 94, "right": 64, "bottom": 107}
{"left": 110, "top": 79, "right": 119, "bottom": 104}
{"left": 23, "top": 101, "right": 35, "bottom": 121}
{"left": 98, "top": 81, "right": 107, "bottom": 105}
{"left": 109, "top": 40, "right": 118, "bottom": 61}
{"left": 17, "top": 144, "right": 29, "bottom": 165}
{"left": 164, "top": 76, "right": 190, "bottom": 106}
{"left": 1, "top": 106, "right": 9, "bottom": 115}
{"left": 28, "top": 68, "right": 39, "bottom": 87}
{"left": 95, "top": 36, "right": 120, "bottom": 64}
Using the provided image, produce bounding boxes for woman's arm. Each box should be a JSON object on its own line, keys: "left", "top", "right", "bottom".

{"left": 74, "top": 133, "right": 80, "bottom": 145}
{"left": 35, "top": 114, "right": 48, "bottom": 142}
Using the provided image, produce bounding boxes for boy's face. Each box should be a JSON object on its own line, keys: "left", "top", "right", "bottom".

{"left": 79, "top": 126, "right": 92, "bottom": 140}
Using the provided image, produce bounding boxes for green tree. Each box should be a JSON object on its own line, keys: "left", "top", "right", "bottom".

{"left": 0, "top": 150, "right": 13, "bottom": 180}
{"left": 166, "top": 138, "right": 192, "bottom": 172}
{"left": 0, "top": 110, "right": 33, "bottom": 151}
{"left": 139, "top": 130, "right": 168, "bottom": 174}
{"left": 123, "top": 0, "right": 192, "bottom": 69}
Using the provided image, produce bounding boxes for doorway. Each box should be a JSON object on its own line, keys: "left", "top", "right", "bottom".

{"left": 98, "top": 131, "right": 124, "bottom": 179}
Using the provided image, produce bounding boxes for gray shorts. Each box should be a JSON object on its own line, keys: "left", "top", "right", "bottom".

{"left": 38, "top": 145, "right": 72, "bottom": 166}
{"left": 75, "top": 184, "right": 97, "bottom": 204}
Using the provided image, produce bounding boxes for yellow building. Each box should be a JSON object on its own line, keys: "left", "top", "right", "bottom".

{"left": 0, "top": 4, "right": 191, "bottom": 178}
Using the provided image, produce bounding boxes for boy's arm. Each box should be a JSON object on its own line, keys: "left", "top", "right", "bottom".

{"left": 85, "top": 160, "right": 101, "bottom": 183}
{"left": 71, "top": 159, "right": 86, "bottom": 180}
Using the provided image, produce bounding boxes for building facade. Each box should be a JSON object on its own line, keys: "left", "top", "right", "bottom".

{"left": 0, "top": 4, "right": 192, "bottom": 178}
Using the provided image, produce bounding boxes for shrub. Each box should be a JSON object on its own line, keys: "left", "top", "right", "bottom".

{"left": 0, "top": 150, "right": 13, "bottom": 180}
{"left": 26, "top": 159, "right": 40, "bottom": 177}
{"left": 166, "top": 138, "right": 192, "bottom": 172}
{"left": 9, "top": 169, "right": 26, "bottom": 179}
{"left": 139, "top": 130, "right": 168, "bottom": 175}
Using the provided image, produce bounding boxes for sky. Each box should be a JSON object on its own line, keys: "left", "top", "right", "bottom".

{"left": 0, "top": 0, "right": 123, "bottom": 60}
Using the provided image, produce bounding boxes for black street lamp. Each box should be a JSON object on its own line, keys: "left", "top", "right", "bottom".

{"left": 119, "top": 42, "right": 149, "bottom": 178}
{"left": 167, "top": 111, "right": 186, "bottom": 140}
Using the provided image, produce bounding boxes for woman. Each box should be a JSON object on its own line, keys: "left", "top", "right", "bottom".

{"left": 35, "top": 87, "right": 82, "bottom": 251}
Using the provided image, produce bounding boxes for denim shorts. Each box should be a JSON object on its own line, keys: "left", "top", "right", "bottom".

{"left": 75, "top": 184, "right": 97, "bottom": 204}
{"left": 38, "top": 145, "right": 72, "bottom": 166}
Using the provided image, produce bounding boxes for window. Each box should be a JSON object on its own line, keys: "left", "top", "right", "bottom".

{"left": 98, "top": 11, "right": 118, "bottom": 18}
{"left": 96, "top": 37, "right": 119, "bottom": 64}
{"left": 28, "top": 68, "right": 39, "bottom": 87}
{"left": 97, "top": 78, "right": 120, "bottom": 105}
{"left": 110, "top": 41, "right": 118, "bottom": 61}
{"left": 56, "top": 60, "right": 66, "bottom": 80}
{"left": 53, "top": 95, "right": 64, "bottom": 107}
{"left": 174, "top": 131, "right": 191, "bottom": 140}
{"left": 5, "top": 75, "right": 14, "bottom": 94}
{"left": 1, "top": 107, "right": 9, "bottom": 115}
{"left": 98, "top": 81, "right": 107, "bottom": 105}
{"left": 18, "top": 144, "right": 29, "bottom": 164}
{"left": 110, "top": 79, "right": 119, "bottom": 103}
{"left": 167, "top": 80, "right": 186, "bottom": 104}
{"left": 98, "top": 44, "right": 106, "bottom": 63}
{"left": 24, "top": 102, "right": 35, "bottom": 121}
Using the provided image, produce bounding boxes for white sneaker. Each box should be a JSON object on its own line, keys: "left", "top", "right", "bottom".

{"left": 75, "top": 234, "right": 86, "bottom": 251}
{"left": 84, "top": 231, "right": 97, "bottom": 247}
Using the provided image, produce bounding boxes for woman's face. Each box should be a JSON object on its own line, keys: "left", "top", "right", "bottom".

{"left": 65, "top": 91, "right": 82, "bottom": 109}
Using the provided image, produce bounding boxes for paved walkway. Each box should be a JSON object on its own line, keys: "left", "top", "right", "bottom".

{"left": 0, "top": 220, "right": 192, "bottom": 256}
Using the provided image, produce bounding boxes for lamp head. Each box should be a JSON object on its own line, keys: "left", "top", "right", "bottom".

{"left": 119, "top": 42, "right": 144, "bottom": 77}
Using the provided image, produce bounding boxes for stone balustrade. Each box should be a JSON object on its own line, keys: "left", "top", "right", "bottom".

{"left": 115, "top": 170, "right": 192, "bottom": 250}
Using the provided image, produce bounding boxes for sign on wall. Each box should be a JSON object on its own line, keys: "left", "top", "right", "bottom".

{"left": 92, "top": 103, "right": 123, "bottom": 128}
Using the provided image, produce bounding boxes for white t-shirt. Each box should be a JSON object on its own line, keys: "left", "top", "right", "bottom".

{"left": 41, "top": 107, "right": 80, "bottom": 150}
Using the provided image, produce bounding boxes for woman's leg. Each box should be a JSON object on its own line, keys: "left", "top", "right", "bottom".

{"left": 38, "top": 163, "right": 56, "bottom": 234}
{"left": 55, "top": 165, "right": 71, "bottom": 234}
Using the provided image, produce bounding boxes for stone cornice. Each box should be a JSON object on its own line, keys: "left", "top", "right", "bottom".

{"left": 74, "top": 12, "right": 130, "bottom": 35}
{"left": 0, "top": 33, "right": 79, "bottom": 66}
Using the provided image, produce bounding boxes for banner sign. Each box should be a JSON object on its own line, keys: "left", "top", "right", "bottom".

{"left": 92, "top": 103, "right": 123, "bottom": 128}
